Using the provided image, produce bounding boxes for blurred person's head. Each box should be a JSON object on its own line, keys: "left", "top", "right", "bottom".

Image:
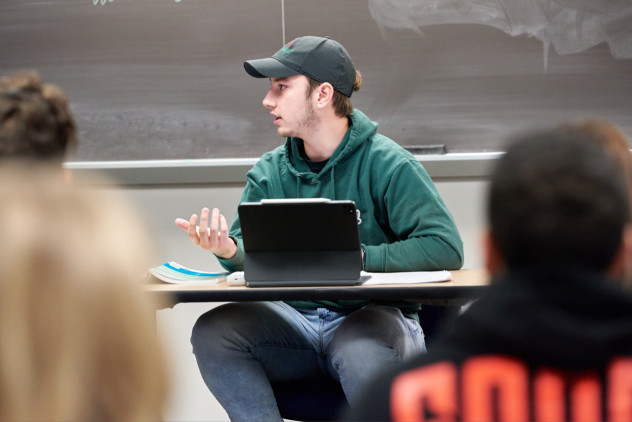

{"left": 485, "top": 125, "right": 632, "bottom": 277}
{"left": 0, "top": 164, "right": 168, "bottom": 422}
{"left": 559, "top": 119, "right": 632, "bottom": 203}
{"left": 556, "top": 120, "right": 632, "bottom": 289}
{"left": 0, "top": 70, "right": 77, "bottom": 163}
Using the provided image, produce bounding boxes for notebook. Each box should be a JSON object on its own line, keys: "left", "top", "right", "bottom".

{"left": 238, "top": 199, "right": 370, "bottom": 287}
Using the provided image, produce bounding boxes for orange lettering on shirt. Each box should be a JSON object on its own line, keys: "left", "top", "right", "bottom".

{"left": 389, "top": 355, "right": 632, "bottom": 422}
{"left": 534, "top": 368, "right": 601, "bottom": 422}
{"left": 608, "top": 357, "right": 632, "bottom": 422}
{"left": 461, "top": 355, "right": 529, "bottom": 422}
{"left": 533, "top": 368, "right": 566, "bottom": 422}
{"left": 391, "top": 361, "right": 458, "bottom": 422}
{"left": 570, "top": 372, "right": 600, "bottom": 422}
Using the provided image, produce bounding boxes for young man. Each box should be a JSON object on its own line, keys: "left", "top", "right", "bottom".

{"left": 176, "top": 36, "right": 463, "bottom": 421}
{"left": 347, "top": 125, "right": 632, "bottom": 422}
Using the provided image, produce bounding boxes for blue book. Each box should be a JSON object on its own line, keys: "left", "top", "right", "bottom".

{"left": 149, "top": 262, "right": 229, "bottom": 284}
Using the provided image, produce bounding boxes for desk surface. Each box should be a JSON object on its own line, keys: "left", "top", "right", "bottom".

{"left": 146, "top": 269, "right": 489, "bottom": 306}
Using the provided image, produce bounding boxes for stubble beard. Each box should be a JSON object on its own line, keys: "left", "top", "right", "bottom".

{"left": 278, "top": 98, "right": 319, "bottom": 139}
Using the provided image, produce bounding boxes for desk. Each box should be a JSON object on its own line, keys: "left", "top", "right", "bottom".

{"left": 145, "top": 269, "right": 489, "bottom": 306}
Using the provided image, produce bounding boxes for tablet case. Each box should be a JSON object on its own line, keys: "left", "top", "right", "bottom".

{"left": 238, "top": 199, "right": 368, "bottom": 287}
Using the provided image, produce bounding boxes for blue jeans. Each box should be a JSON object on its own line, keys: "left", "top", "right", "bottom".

{"left": 191, "top": 301, "right": 426, "bottom": 422}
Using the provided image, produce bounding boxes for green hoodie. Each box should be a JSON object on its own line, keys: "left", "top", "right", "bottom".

{"left": 218, "top": 109, "right": 463, "bottom": 316}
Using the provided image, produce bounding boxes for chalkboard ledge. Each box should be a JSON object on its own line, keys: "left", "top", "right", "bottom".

{"left": 64, "top": 153, "right": 502, "bottom": 186}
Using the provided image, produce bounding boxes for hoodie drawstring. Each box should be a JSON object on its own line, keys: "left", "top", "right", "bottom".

{"left": 330, "top": 167, "right": 336, "bottom": 200}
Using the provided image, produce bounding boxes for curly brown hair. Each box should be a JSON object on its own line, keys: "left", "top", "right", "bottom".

{"left": 0, "top": 70, "right": 77, "bottom": 161}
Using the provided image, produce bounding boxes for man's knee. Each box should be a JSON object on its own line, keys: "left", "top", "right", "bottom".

{"left": 337, "top": 305, "right": 410, "bottom": 337}
{"left": 331, "top": 305, "right": 425, "bottom": 361}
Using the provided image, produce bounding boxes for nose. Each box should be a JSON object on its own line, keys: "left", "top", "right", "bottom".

{"left": 262, "top": 89, "right": 274, "bottom": 109}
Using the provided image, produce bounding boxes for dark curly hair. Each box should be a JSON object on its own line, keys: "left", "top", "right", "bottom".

{"left": 0, "top": 71, "right": 77, "bottom": 161}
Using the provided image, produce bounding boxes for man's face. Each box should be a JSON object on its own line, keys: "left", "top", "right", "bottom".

{"left": 262, "top": 74, "right": 318, "bottom": 138}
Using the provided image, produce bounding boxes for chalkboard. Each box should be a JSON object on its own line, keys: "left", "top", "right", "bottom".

{"left": 1, "top": 0, "right": 631, "bottom": 161}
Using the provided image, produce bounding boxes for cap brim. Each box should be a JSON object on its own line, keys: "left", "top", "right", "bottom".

{"left": 244, "top": 57, "right": 301, "bottom": 78}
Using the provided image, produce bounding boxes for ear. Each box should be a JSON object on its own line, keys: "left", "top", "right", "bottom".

{"left": 607, "top": 225, "right": 632, "bottom": 278}
{"left": 314, "top": 82, "right": 335, "bottom": 110}
{"left": 482, "top": 228, "right": 505, "bottom": 275}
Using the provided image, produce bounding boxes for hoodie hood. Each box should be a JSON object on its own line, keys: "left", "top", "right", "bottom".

{"left": 281, "top": 109, "right": 378, "bottom": 190}
{"left": 442, "top": 266, "right": 632, "bottom": 370}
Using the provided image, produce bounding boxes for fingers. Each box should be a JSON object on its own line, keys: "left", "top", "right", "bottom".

{"left": 198, "top": 208, "right": 213, "bottom": 249}
{"left": 209, "top": 208, "right": 229, "bottom": 246}
{"left": 198, "top": 208, "right": 211, "bottom": 247}
{"left": 198, "top": 208, "right": 227, "bottom": 251}
{"left": 216, "top": 212, "right": 237, "bottom": 259}
{"left": 178, "top": 208, "right": 231, "bottom": 253}
{"left": 174, "top": 218, "right": 189, "bottom": 230}
{"left": 209, "top": 208, "right": 221, "bottom": 239}
{"left": 219, "top": 213, "right": 229, "bottom": 239}
{"left": 187, "top": 213, "right": 201, "bottom": 245}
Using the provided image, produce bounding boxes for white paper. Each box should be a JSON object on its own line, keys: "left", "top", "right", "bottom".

{"left": 361, "top": 270, "right": 451, "bottom": 285}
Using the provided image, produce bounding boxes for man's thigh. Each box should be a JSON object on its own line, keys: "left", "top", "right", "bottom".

{"left": 191, "top": 301, "right": 325, "bottom": 380}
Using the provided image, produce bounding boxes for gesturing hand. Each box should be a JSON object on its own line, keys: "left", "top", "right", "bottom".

{"left": 175, "top": 207, "right": 237, "bottom": 259}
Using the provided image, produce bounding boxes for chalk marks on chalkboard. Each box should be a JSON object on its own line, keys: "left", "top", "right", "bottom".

{"left": 368, "top": 0, "right": 632, "bottom": 69}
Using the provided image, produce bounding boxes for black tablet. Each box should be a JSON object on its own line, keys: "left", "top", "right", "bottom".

{"left": 238, "top": 199, "right": 368, "bottom": 287}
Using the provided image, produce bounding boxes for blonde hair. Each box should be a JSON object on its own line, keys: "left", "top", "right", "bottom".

{"left": 0, "top": 164, "right": 168, "bottom": 422}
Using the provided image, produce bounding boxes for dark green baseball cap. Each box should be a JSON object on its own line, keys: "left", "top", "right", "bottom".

{"left": 244, "top": 36, "right": 356, "bottom": 97}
